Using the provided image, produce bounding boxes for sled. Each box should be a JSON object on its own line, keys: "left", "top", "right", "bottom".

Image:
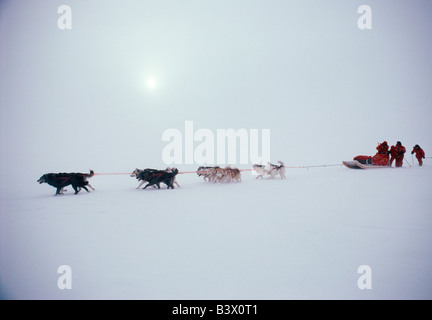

{"left": 342, "top": 160, "right": 391, "bottom": 169}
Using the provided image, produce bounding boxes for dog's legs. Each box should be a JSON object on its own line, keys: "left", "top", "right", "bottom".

{"left": 87, "top": 184, "right": 95, "bottom": 190}
{"left": 143, "top": 183, "right": 159, "bottom": 189}
{"left": 82, "top": 186, "right": 90, "bottom": 192}
{"left": 171, "top": 179, "right": 176, "bottom": 189}
{"left": 268, "top": 170, "right": 276, "bottom": 179}
{"left": 72, "top": 185, "right": 79, "bottom": 194}
{"left": 137, "top": 180, "right": 146, "bottom": 189}
{"left": 55, "top": 187, "right": 62, "bottom": 195}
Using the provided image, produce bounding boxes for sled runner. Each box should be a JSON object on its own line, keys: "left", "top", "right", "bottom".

{"left": 342, "top": 160, "right": 391, "bottom": 169}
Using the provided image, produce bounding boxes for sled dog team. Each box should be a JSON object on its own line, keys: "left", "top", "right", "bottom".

{"left": 37, "top": 161, "right": 286, "bottom": 195}
{"left": 196, "top": 166, "right": 242, "bottom": 183}
{"left": 252, "top": 161, "right": 286, "bottom": 180}
{"left": 196, "top": 161, "right": 286, "bottom": 184}
{"left": 130, "top": 167, "right": 180, "bottom": 189}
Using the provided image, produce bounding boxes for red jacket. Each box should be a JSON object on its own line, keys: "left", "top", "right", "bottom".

{"left": 411, "top": 147, "right": 425, "bottom": 159}
{"left": 389, "top": 145, "right": 397, "bottom": 157}
{"left": 376, "top": 142, "right": 389, "bottom": 154}
{"left": 395, "top": 145, "right": 406, "bottom": 159}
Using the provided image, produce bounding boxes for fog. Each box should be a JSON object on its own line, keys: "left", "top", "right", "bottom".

{"left": 1, "top": 0, "right": 432, "bottom": 301}
{"left": 1, "top": 0, "right": 431, "bottom": 176}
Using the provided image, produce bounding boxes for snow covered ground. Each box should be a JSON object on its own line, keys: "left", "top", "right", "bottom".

{"left": 1, "top": 0, "right": 432, "bottom": 301}
{"left": 1, "top": 162, "right": 431, "bottom": 300}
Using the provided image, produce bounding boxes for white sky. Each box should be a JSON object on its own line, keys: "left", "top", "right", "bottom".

{"left": 1, "top": 0, "right": 431, "bottom": 174}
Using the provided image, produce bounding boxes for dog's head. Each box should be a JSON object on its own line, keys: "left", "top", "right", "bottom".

{"left": 37, "top": 175, "right": 47, "bottom": 184}
{"left": 130, "top": 168, "right": 141, "bottom": 177}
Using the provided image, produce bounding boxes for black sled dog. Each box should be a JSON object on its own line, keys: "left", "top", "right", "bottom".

{"left": 37, "top": 170, "right": 95, "bottom": 195}
{"left": 131, "top": 168, "right": 179, "bottom": 189}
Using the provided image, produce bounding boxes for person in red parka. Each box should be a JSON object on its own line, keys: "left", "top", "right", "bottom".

{"left": 372, "top": 141, "right": 390, "bottom": 166}
{"left": 411, "top": 144, "right": 425, "bottom": 166}
{"left": 389, "top": 144, "right": 397, "bottom": 166}
{"left": 394, "top": 141, "right": 406, "bottom": 167}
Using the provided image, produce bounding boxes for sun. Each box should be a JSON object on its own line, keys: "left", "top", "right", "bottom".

{"left": 146, "top": 77, "right": 157, "bottom": 90}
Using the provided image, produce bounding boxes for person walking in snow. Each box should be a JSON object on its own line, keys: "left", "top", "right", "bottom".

{"left": 389, "top": 144, "right": 397, "bottom": 166}
{"left": 411, "top": 144, "right": 425, "bottom": 166}
{"left": 394, "top": 141, "right": 406, "bottom": 167}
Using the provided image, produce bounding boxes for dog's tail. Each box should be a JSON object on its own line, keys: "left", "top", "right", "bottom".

{"left": 87, "top": 170, "right": 95, "bottom": 178}
{"left": 278, "top": 161, "right": 285, "bottom": 167}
